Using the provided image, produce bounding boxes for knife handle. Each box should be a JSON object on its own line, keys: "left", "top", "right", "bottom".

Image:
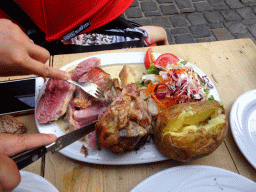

{"left": 11, "top": 146, "right": 47, "bottom": 170}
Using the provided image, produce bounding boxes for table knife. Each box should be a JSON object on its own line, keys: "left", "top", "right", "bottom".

{"left": 11, "top": 121, "right": 97, "bottom": 170}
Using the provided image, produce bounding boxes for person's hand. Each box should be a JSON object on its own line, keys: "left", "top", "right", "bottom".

{"left": 139, "top": 26, "right": 169, "bottom": 46}
{"left": 0, "top": 19, "right": 70, "bottom": 80}
{"left": 0, "top": 133, "right": 57, "bottom": 192}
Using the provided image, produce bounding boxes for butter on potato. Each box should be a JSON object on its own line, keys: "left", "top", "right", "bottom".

{"left": 154, "top": 100, "right": 227, "bottom": 162}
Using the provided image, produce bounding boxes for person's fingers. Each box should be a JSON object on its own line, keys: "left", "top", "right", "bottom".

{"left": 21, "top": 57, "right": 70, "bottom": 80}
{"left": 0, "top": 153, "right": 20, "bottom": 191}
{"left": 9, "top": 21, "right": 50, "bottom": 64}
{"left": 18, "top": 32, "right": 69, "bottom": 79}
{"left": 0, "top": 54, "right": 70, "bottom": 79}
{"left": 27, "top": 43, "right": 50, "bottom": 64}
{"left": 18, "top": 133, "right": 57, "bottom": 154}
{"left": 0, "top": 133, "right": 57, "bottom": 156}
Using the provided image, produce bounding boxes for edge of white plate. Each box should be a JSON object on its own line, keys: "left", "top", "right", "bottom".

{"left": 13, "top": 171, "right": 58, "bottom": 192}
{"left": 230, "top": 89, "right": 256, "bottom": 169}
{"left": 130, "top": 165, "right": 256, "bottom": 192}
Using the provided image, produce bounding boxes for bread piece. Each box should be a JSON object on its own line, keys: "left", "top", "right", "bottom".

{"left": 119, "top": 65, "right": 136, "bottom": 88}
{"left": 0, "top": 115, "right": 27, "bottom": 134}
{"left": 154, "top": 100, "right": 227, "bottom": 162}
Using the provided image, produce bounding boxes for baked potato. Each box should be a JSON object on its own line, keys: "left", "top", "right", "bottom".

{"left": 154, "top": 100, "right": 227, "bottom": 162}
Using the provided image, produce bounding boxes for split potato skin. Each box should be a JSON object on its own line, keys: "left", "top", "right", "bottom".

{"left": 154, "top": 100, "right": 228, "bottom": 162}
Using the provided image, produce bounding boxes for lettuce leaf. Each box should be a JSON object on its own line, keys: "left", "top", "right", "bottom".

{"left": 146, "top": 63, "right": 159, "bottom": 75}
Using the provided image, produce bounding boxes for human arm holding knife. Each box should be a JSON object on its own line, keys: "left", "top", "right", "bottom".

{"left": 0, "top": 18, "right": 68, "bottom": 191}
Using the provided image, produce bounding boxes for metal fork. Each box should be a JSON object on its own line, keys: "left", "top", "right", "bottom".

{"left": 67, "top": 79, "right": 111, "bottom": 105}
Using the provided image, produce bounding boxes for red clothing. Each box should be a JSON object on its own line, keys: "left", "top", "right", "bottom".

{"left": 1, "top": 0, "right": 134, "bottom": 42}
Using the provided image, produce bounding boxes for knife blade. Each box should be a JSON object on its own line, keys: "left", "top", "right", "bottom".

{"left": 11, "top": 121, "right": 97, "bottom": 170}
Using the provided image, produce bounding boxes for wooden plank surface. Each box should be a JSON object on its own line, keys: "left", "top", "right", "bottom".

{"left": 45, "top": 143, "right": 235, "bottom": 192}
{"left": 41, "top": 39, "right": 256, "bottom": 192}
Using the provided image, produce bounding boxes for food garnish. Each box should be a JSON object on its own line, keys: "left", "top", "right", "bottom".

{"left": 144, "top": 48, "right": 155, "bottom": 69}
{"left": 154, "top": 53, "right": 179, "bottom": 67}
{"left": 140, "top": 49, "right": 215, "bottom": 116}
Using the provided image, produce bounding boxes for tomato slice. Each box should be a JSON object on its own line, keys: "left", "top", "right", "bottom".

{"left": 155, "top": 53, "right": 179, "bottom": 67}
{"left": 144, "top": 48, "right": 155, "bottom": 69}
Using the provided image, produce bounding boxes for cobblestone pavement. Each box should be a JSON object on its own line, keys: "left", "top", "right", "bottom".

{"left": 123, "top": 0, "right": 256, "bottom": 44}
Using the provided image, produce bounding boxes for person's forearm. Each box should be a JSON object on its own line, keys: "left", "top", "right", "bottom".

{"left": 0, "top": 153, "right": 20, "bottom": 191}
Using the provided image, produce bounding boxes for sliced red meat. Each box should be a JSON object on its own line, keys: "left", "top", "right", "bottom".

{"left": 70, "top": 57, "right": 101, "bottom": 81}
{"left": 65, "top": 67, "right": 115, "bottom": 130}
{"left": 65, "top": 101, "right": 107, "bottom": 130}
{"left": 36, "top": 56, "right": 117, "bottom": 138}
{"left": 36, "top": 79, "right": 75, "bottom": 124}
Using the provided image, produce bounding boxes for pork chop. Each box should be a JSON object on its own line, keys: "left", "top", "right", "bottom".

{"left": 96, "top": 83, "right": 152, "bottom": 153}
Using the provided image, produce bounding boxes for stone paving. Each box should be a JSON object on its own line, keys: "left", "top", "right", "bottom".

{"left": 123, "top": 0, "right": 256, "bottom": 44}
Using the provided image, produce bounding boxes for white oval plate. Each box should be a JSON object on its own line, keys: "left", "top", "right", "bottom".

{"left": 35, "top": 52, "right": 220, "bottom": 165}
{"left": 230, "top": 89, "right": 256, "bottom": 169}
{"left": 130, "top": 165, "right": 256, "bottom": 192}
{"left": 13, "top": 171, "right": 58, "bottom": 192}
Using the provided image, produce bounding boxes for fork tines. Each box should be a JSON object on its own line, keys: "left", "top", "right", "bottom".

{"left": 95, "top": 88, "right": 105, "bottom": 100}
{"left": 95, "top": 88, "right": 112, "bottom": 105}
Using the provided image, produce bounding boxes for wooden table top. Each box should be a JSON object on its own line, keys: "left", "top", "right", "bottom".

{"left": 8, "top": 38, "right": 256, "bottom": 191}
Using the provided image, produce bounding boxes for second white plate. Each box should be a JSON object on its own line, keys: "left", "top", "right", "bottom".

{"left": 13, "top": 171, "right": 58, "bottom": 192}
{"left": 130, "top": 165, "right": 256, "bottom": 192}
{"left": 230, "top": 89, "right": 256, "bottom": 169}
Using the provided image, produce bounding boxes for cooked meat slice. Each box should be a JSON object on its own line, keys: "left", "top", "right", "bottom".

{"left": 96, "top": 83, "right": 152, "bottom": 153}
{"left": 78, "top": 67, "right": 113, "bottom": 91}
{"left": 36, "top": 79, "right": 75, "bottom": 124}
{"left": 65, "top": 101, "right": 106, "bottom": 130}
{"left": 71, "top": 57, "right": 101, "bottom": 81}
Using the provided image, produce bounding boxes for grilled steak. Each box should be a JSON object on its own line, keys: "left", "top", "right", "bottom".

{"left": 96, "top": 83, "right": 152, "bottom": 154}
